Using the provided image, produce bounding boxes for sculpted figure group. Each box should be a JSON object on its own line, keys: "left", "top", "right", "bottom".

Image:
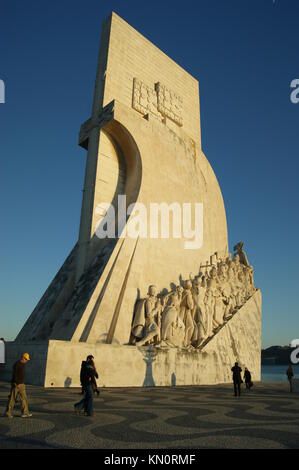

{"left": 131, "top": 243, "right": 256, "bottom": 349}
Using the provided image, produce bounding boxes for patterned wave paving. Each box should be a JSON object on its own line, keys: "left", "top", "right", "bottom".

{"left": 0, "top": 381, "right": 298, "bottom": 449}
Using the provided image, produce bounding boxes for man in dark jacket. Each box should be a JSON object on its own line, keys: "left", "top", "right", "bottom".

{"left": 286, "top": 364, "right": 294, "bottom": 392}
{"left": 80, "top": 360, "right": 87, "bottom": 394}
{"left": 5, "top": 353, "right": 32, "bottom": 418}
{"left": 74, "top": 356, "right": 96, "bottom": 417}
{"left": 87, "top": 355, "right": 100, "bottom": 396}
{"left": 244, "top": 367, "right": 253, "bottom": 390}
{"left": 231, "top": 361, "right": 242, "bottom": 397}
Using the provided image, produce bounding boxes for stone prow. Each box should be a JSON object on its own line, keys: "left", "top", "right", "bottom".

{"left": 1, "top": 290, "right": 261, "bottom": 387}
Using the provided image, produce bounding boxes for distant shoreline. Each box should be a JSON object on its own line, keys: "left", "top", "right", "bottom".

{"left": 262, "top": 345, "right": 298, "bottom": 365}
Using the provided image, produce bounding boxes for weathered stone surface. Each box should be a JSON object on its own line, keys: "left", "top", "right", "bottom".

{"left": 2, "top": 290, "right": 261, "bottom": 387}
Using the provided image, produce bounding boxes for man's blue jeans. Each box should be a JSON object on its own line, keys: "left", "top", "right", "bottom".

{"left": 74, "top": 384, "right": 94, "bottom": 416}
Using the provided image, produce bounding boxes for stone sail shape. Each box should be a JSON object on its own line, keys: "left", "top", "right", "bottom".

{"left": 2, "top": 13, "right": 261, "bottom": 387}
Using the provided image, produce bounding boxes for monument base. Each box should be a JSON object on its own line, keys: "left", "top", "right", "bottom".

{"left": 1, "top": 290, "right": 261, "bottom": 388}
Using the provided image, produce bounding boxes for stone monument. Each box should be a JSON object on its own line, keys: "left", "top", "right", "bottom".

{"left": 2, "top": 12, "right": 262, "bottom": 387}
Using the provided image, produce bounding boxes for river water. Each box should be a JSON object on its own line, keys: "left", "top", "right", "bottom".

{"left": 261, "top": 364, "right": 299, "bottom": 382}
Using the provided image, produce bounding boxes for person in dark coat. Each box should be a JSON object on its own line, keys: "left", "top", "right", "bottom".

{"left": 88, "top": 356, "right": 100, "bottom": 396}
{"left": 74, "top": 356, "right": 96, "bottom": 417}
{"left": 80, "top": 360, "right": 87, "bottom": 394}
{"left": 231, "top": 361, "right": 242, "bottom": 396}
{"left": 244, "top": 367, "right": 253, "bottom": 390}
{"left": 286, "top": 363, "right": 294, "bottom": 393}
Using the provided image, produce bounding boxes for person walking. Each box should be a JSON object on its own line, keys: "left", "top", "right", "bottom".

{"left": 74, "top": 356, "right": 96, "bottom": 417}
{"left": 244, "top": 367, "right": 253, "bottom": 390}
{"left": 80, "top": 359, "right": 88, "bottom": 394}
{"left": 5, "top": 353, "right": 32, "bottom": 418}
{"left": 231, "top": 361, "right": 242, "bottom": 397}
{"left": 88, "top": 355, "right": 100, "bottom": 396}
{"left": 80, "top": 355, "right": 99, "bottom": 396}
{"left": 286, "top": 363, "right": 294, "bottom": 393}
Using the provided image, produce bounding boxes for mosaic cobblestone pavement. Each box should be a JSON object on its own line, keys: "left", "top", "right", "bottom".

{"left": 0, "top": 381, "right": 298, "bottom": 449}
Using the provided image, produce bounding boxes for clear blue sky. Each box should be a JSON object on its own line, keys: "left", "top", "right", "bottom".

{"left": 0, "top": 0, "right": 298, "bottom": 348}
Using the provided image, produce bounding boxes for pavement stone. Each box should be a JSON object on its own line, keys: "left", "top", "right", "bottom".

{"left": 0, "top": 381, "right": 298, "bottom": 449}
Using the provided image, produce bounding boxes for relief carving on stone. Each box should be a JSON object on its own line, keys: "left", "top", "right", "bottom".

{"left": 155, "top": 82, "right": 183, "bottom": 126}
{"left": 132, "top": 78, "right": 183, "bottom": 126}
{"left": 130, "top": 242, "right": 256, "bottom": 350}
{"left": 132, "top": 78, "right": 162, "bottom": 121}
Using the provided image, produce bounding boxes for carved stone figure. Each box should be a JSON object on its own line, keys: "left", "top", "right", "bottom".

{"left": 233, "top": 253, "right": 242, "bottom": 271}
{"left": 227, "top": 263, "right": 237, "bottom": 311}
{"left": 237, "top": 264, "right": 247, "bottom": 305}
{"left": 243, "top": 265, "right": 251, "bottom": 300}
{"left": 193, "top": 276, "right": 208, "bottom": 347}
{"left": 203, "top": 283, "right": 214, "bottom": 338}
{"left": 131, "top": 285, "right": 162, "bottom": 346}
{"left": 231, "top": 257, "right": 243, "bottom": 307}
{"left": 130, "top": 244, "right": 257, "bottom": 352}
{"left": 161, "top": 286, "right": 185, "bottom": 346}
{"left": 208, "top": 267, "right": 224, "bottom": 329}
{"left": 180, "top": 280, "right": 195, "bottom": 347}
{"left": 234, "top": 241, "right": 255, "bottom": 293}
{"left": 233, "top": 241, "right": 250, "bottom": 267}
{"left": 217, "top": 262, "right": 234, "bottom": 320}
